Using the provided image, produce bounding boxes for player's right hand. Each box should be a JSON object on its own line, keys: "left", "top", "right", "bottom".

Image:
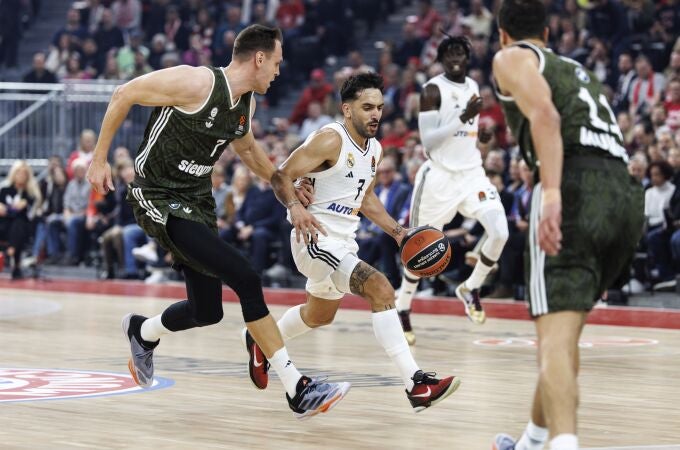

{"left": 290, "top": 204, "right": 327, "bottom": 245}
{"left": 87, "top": 159, "right": 115, "bottom": 194}
{"left": 539, "top": 200, "right": 562, "bottom": 256}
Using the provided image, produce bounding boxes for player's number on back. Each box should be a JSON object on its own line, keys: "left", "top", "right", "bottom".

{"left": 211, "top": 139, "right": 227, "bottom": 157}
{"left": 577, "top": 87, "right": 623, "bottom": 141}
{"left": 355, "top": 179, "right": 366, "bottom": 201}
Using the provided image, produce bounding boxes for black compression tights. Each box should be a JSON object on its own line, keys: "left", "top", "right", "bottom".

{"left": 159, "top": 216, "right": 270, "bottom": 331}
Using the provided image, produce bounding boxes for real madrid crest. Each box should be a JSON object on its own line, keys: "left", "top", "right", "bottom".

{"left": 346, "top": 152, "right": 355, "bottom": 168}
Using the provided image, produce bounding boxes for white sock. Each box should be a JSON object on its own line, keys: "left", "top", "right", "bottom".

{"left": 372, "top": 309, "right": 420, "bottom": 390}
{"left": 268, "top": 347, "right": 302, "bottom": 397}
{"left": 550, "top": 434, "right": 578, "bottom": 450}
{"left": 516, "top": 421, "right": 549, "bottom": 450}
{"left": 277, "top": 305, "right": 312, "bottom": 341}
{"left": 140, "top": 314, "right": 170, "bottom": 343}
{"left": 465, "top": 259, "right": 494, "bottom": 290}
{"left": 395, "top": 277, "right": 419, "bottom": 311}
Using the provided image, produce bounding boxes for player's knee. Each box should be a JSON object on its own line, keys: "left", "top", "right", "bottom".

{"left": 193, "top": 306, "right": 224, "bottom": 327}
{"left": 365, "top": 274, "right": 395, "bottom": 309}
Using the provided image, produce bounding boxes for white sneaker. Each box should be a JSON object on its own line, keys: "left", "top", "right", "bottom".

{"left": 265, "top": 263, "right": 289, "bottom": 279}
{"left": 622, "top": 278, "right": 645, "bottom": 295}
{"left": 144, "top": 270, "right": 165, "bottom": 284}
{"left": 132, "top": 243, "right": 158, "bottom": 264}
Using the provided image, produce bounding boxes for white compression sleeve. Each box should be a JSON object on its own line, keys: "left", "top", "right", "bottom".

{"left": 418, "top": 109, "right": 466, "bottom": 150}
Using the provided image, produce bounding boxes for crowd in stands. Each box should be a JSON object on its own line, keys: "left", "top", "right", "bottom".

{"left": 3, "top": 0, "right": 680, "bottom": 300}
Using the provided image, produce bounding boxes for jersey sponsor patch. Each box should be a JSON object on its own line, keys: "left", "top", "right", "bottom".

{"left": 326, "top": 202, "right": 359, "bottom": 215}
{"left": 177, "top": 160, "right": 213, "bottom": 177}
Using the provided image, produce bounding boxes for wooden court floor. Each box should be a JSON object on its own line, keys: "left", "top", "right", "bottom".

{"left": 1, "top": 286, "right": 679, "bottom": 450}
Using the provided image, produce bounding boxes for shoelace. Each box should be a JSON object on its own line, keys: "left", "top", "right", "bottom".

{"left": 467, "top": 289, "right": 483, "bottom": 312}
{"left": 412, "top": 371, "right": 439, "bottom": 385}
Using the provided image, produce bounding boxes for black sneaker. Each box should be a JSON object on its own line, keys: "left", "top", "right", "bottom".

{"left": 286, "top": 376, "right": 351, "bottom": 420}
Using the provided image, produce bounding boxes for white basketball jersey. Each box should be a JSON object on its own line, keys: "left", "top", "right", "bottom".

{"left": 423, "top": 74, "right": 482, "bottom": 171}
{"left": 293, "top": 122, "right": 382, "bottom": 238}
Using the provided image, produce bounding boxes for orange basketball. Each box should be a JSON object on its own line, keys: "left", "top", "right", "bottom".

{"left": 400, "top": 226, "right": 451, "bottom": 277}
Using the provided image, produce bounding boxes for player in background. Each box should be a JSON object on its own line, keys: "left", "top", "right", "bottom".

{"left": 396, "top": 35, "right": 509, "bottom": 344}
{"left": 491, "top": 2, "right": 644, "bottom": 449}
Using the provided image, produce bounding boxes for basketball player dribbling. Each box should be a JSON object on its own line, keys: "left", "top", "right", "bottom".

{"left": 395, "top": 35, "right": 510, "bottom": 345}
{"left": 242, "top": 73, "right": 460, "bottom": 412}
{"left": 491, "top": 1, "right": 643, "bottom": 449}
{"left": 87, "top": 24, "right": 351, "bottom": 420}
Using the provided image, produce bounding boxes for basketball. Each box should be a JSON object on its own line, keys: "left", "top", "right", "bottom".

{"left": 400, "top": 226, "right": 451, "bottom": 277}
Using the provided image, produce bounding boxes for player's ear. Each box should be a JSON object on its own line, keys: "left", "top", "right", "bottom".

{"left": 255, "top": 51, "right": 264, "bottom": 66}
{"left": 542, "top": 27, "right": 549, "bottom": 44}
{"left": 341, "top": 102, "right": 351, "bottom": 119}
{"left": 498, "top": 29, "right": 509, "bottom": 48}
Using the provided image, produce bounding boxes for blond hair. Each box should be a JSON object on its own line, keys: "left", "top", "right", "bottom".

{"left": 5, "top": 160, "right": 42, "bottom": 207}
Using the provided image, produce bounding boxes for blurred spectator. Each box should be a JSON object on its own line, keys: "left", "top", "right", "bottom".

{"left": 381, "top": 118, "right": 412, "bottom": 150}
{"left": 664, "top": 49, "right": 680, "bottom": 81}
{"left": 613, "top": 52, "right": 636, "bottom": 113}
{"left": 220, "top": 165, "right": 252, "bottom": 242}
{"left": 100, "top": 160, "right": 136, "bottom": 278}
{"left": 0, "top": 161, "right": 42, "bottom": 279}
{"left": 586, "top": 0, "right": 629, "bottom": 62}
{"left": 59, "top": 158, "right": 91, "bottom": 265}
{"left": 66, "top": 129, "right": 97, "bottom": 179}
{"left": 392, "top": 22, "right": 424, "bottom": 67}
{"left": 479, "top": 86, "right": 507, "bottom": 149}
{"left": 289, "top": 68, "right": 334, "bottom": 125}
{"left": 442, "top": 0, "right": 464, "bottom": 37}
{"left": 23, "top": 52, "right": 58, "bottom": 84}
{"left": 464, "top": 0, "right": 493, "bottom": 39}
{"left": 665, "top": 77, "right": 680, "bottom": 132}
{"left": 53, "top": 8, "right": 88, "bottom": 48}
{"left": 629, "top": 54, "right": 666, "bottom": 117}
{"left": 0, "top": 0, "right": 21, "bottom": 68}
{"left": 127, "top": 51, "right": 153, "bottom": 79}
{"left": 414, "top": 0, "right": 442, "bottom": 39}
{"left": 374, "top": 157, "right": 412, "bottom": 287}
{"left": 298, "top": 101, "right": 333, "bottom": 140}
{"left": 232, "top": 179, "right": 285, "bottom": 275}
{"left": 80, "top": 0, "right": 106, "bottom": 34}
{"left": 347, "top": 50, "right": 375, "bottom": 74}
{"left": 46, "top": 33, "right": 74, "bottom": 77}
{"left": 99, "top": 54, "right": 122, "bottom": 80}
{"left": 629, "top": 152, "right": 650, "bottom": 187}
{"left": 584, "top": 38, "right": 613, "bottom": 85}
{"left": 117, "top": 31, "right": 149, "bottom": 78}
{"left": 80, "top": 37, "right": 105, "bottom": 78}
{"left": 164, "top": 5, "right": 191, "bottom": 51}
{"left": 94, "top": 8, "right": 125, "bottom": 56}
{"left": 645, "top": 160, "right": 675, "bottom": 229}
{"left": 213, "top": 6, "right": 245, "bottom": 60}
{"left": 111, "top": 0, "right": 142, "bottom": 34}
{"left": 211, "top": 164, "right": 229, "bottom": 226}
{"left": 34, "top": 165, "right": 67, "bottom": 264}
{"left": 148, "top": 33, "right": 168, "bottom": 70}
{"left": 182, "top": 33, "right": 211, "bottom": 67}
{"left": 276, "top": 0, "right": 305, "bottom": 39}
{"left": 62, "top": 54, "right": 92, "bottom": 81}
{"left": 420, "top": 20, "right": 446, "bottom": 68}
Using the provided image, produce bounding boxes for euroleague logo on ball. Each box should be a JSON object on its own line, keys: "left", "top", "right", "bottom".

{"left": 400, "top": 226, "right": 451, "bottom": 277}
{"left": 0, "top": 368, "right": 173, "bottom": 403}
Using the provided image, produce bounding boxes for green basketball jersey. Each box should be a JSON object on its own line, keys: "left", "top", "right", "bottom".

{"left": 498, "top": 42, "right": 627, "bottom": 169}
{"left": 133, "top": 66, "right": 252, "bottom": 197}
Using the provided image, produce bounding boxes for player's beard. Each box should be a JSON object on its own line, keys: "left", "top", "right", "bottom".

{"left": 354, "top": 116, "right": 379, "bottom": 139}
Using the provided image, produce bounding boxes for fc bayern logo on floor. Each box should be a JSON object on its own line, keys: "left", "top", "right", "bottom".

{"left": 0, "top": 368, "right": 173, "bottom": 403}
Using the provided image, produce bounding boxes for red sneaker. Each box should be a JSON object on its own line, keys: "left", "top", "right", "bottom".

{"left": 241, "top": 328, "right": 269, "bottom": 390}
{"left": 406, "top": 370, "right": 460, "bottom": 412}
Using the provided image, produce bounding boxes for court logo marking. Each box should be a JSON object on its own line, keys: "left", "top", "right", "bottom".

{"left": 0, "top": 368, "right": 173, "bottom": 403}
{"left": 473, "top": 337, "right": 659, "bottom": 348}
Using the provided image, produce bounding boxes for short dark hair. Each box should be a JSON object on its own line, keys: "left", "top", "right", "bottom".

{"left": 649, "top": 160, "right": 674, "bottom": 180}
{"left": 340, "top": 72, "right": 384, "bottom": 103}
{"left": 233, "top": 24, "right": 282, "bottom": 61}
{"left": 497, "top": 0, "right": 547, "bottom": 41}
{"left": 436, "top": 35, "right": 471, "bottom": 62}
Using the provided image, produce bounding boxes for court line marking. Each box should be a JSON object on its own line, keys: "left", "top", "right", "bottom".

{"left": 584, "top": 446, "right": 680, "bottom": 450}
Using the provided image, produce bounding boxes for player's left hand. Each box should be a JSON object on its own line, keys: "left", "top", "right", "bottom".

{"left": 290, "top": 203, "right": 327, "bottom": 244}
{"left": 539, "top": 196, "right": 562, "bottom": 256}
{"left": 294, "top": 177, "right": 314, "bottom": 207}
